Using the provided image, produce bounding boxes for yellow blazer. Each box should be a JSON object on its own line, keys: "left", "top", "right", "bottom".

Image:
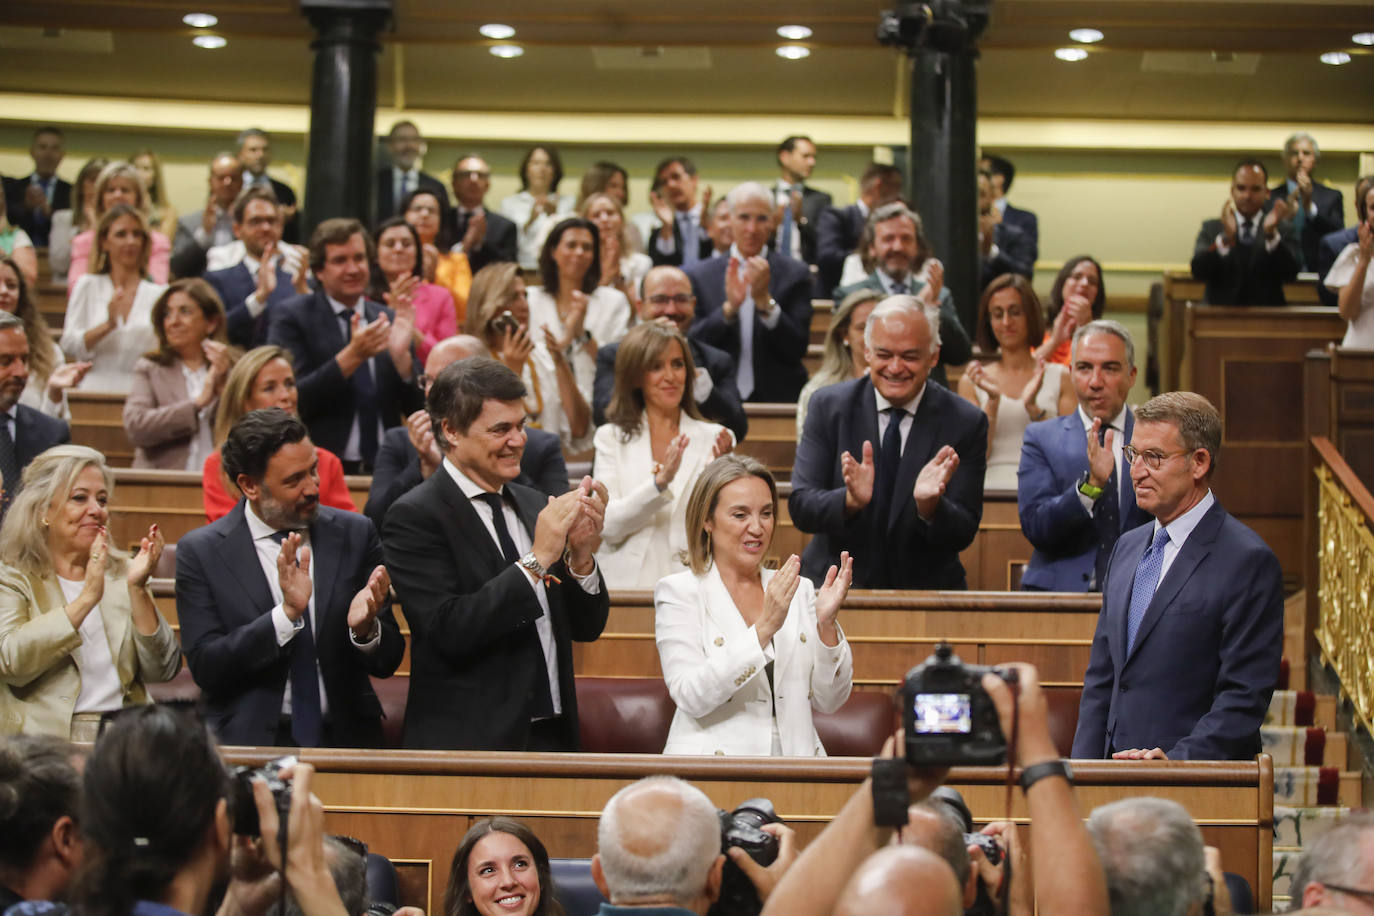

{"left": 0, "top": 566, "right": 181, "bottom": 737}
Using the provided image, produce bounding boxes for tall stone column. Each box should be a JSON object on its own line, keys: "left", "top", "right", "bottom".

{"left": 300, "top": 0, "right": 392, "bottom": 237}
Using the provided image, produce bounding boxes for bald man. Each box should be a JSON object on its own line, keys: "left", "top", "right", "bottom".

{"left": 171, "top": 152, "right": 245, "bottom": 278}
{"left": 363, "top": 335, "right": 569, "bottom": 530}
{"left": 835, "top": 846, "right": 963, "bottom": 916}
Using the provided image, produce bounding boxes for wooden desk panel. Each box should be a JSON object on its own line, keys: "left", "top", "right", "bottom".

{"left": 222, "top": 749, "right": 1274, "bottom": 915}
{"left": 70, "top": 390, "right": 136, "bottom": 468}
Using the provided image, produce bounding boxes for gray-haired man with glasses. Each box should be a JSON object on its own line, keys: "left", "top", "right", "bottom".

{"left": 591, "top": 265, "right": 747, "bottom": 441}
{"left": 1289, "top": 812, "right": 1374, "bottom": 913}
{"left": 1072, "top": 390, "right": 1283, "bottom": 762}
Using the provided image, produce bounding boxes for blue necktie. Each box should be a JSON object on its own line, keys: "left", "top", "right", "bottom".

{"left": 1125, "top": 527, "right": 1169, "bottom": 655}
{"left": 338, "top": 310, "right": 379, "bottom": 464}
{"left": 779, "top": 186, "right": 799, "bottom": 258}
{"left": 678, "top": 212, "right": 699, "bottom": 266}
{"left": 737, "top": 294, "right": 756, "bottom": 400}
{"left": 271, "top": 529, "right": 322, "bottom": 746}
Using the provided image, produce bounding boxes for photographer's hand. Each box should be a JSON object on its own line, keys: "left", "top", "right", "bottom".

{"left": 974, "top": 821, "right": 1033, "bottom": 916}
{"left": 254, "top": 763, "right": 349, "bottom": 916}
{"left": 727, "top": 822, "right": 798, "bottom": 902}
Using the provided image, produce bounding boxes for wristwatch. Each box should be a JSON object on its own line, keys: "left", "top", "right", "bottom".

{"left": 1077, "top": 471, "right": 1103, "bottom": 501}
{"left": 518, "top": 551, "right": 548, "bottom": 579}
{"left": 1020, "top": 759, "right": 1073, "bottom": 793}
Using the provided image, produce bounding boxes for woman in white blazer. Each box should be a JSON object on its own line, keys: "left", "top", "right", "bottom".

{"left": 654, "top": 455, "right": 854, "bottom": 757}
{"left": 594, "top": 322, "right": 733, "bottom": 589}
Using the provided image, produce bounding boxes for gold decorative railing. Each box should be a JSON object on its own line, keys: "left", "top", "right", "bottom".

{"left": 1313, "top": 437, "right": 1374, "bottom": 737}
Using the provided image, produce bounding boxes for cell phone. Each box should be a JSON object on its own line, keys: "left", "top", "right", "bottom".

{"left": 491, "top": 310, "right": 519, "bottom": 335}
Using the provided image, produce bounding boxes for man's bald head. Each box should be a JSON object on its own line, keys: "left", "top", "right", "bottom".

{"left": 424, "top": 335, "right": 488, "bottom": 378}
{"left": 901, "top": 802, "right": 976, "bottom": 909}
{"left": 593, "top": 776, "right": 722, "bottom": 910}
{"left": 835, "top": 846, "right": 963, "bottom": 916}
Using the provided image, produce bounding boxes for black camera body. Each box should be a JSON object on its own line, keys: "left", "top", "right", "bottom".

{"left": 900, "top": 643, "right": 1015, "bottom": 766}
{"left": 230, "top": 755, "right": 295, "bottom": 837}
{"left": 709, "top": 799, "right": 781, "bottom": 916}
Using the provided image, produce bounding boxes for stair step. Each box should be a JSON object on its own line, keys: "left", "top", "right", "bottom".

{"left": 1267, "top": 690, "right": 1338, "bottom": 729}
{"left": 1274, "top": 766, "right": 1361, "bottom": 806}
{"left": 1274, "top": 805, "right": 1352, "bottom": 847}
{"left": 1262, "top": 726, "right": 1348, "bottom": 767}
{"left": 1275, "top": 849, "right": 1302, "bottom": 900}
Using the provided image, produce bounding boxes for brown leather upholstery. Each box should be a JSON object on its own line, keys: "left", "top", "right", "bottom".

{"left": 146, "top": 662, "right": 198, "bottom": 702}
{"left": 153, "top": 541, "right": 177, "bottom": 580}
{"left": 574, "top": 676, "right": 675, "bottom": 753}
{"left": 815, "top": 691, "right": 896, "bottom": 757}
{"left": 1045, "top": 686, "right": 1083, "bottom": 758}
{"left": 371, "top": 676, "right": 409, "bottom": 748}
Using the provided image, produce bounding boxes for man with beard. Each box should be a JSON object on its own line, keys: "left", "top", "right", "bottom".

{"left": 0, "top": 312, "right": 69, "bottom": 520}
{"left": 833, "top": 203, "right": 971, "bottom": 388}
{"left": 175, "top": 408, "right": 405, "bottom": 748}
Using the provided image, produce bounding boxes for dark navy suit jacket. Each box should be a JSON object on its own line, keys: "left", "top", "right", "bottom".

{"left": 1000, "top": 202, "right": 1039, "bottom": 266}
{"left": 1017, "top": 410, "right": 1151, "bottom": 591}
{"left": 175, "top": 503, "right": 405, "bottom": 747}
{"left": 815, "top": 203, "right": 866, "bottom": 297}
{"left": 591, "top": 336, "right": 747, "bottom": 442}
{"left": 789, "top": 376, "right": 987, "bottom": 589}
{"left": 447, "top": 206, "right": 518, "bottom": 275}
{"left": 1190, "top": 216, "right": 1300, "bottom": 305}
{"left": 980, "top": 221, "right": 1035, "bottom": 289}
{"left": 1071, "top": 499, "right": 1283, "bottom": 760}
{"left": 204, "top": 261, "right": 298, "bottom": 349}
{"left": 1269, "top": 181, "right": 1345, "bottom": 271}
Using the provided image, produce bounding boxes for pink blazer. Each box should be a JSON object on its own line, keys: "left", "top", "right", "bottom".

{"left": 67, "top": 230, "right": 172, "bottom": 292}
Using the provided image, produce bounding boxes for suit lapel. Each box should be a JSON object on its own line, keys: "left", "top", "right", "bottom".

{"left": 1126, "top": 503, "right": 1222, "bottom": 663}
{"left": 220, "top": 504, "right": 277, "bottom": 614}
{"left": 431, "top": 472, "right": 507, "bottom": 573}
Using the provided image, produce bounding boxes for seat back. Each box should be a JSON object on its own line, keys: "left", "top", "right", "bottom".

{"left": 370, "top": 676, "right": 410, "bottom": 748}
{"left": 550, "top": 858, "right": 608, "bottom": 916}
{"left": 814, "top": 690, "right": 895, "bottom": 757}
{"left": 574, "top": 677, "right": 675, "bottom": 753}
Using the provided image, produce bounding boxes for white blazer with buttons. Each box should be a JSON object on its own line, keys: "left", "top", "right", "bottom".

{"left": 593, "top": 410, "right": 734, "bottom": 590}
{"left": 654, "top": 564, "right": 852, "bottom": 756}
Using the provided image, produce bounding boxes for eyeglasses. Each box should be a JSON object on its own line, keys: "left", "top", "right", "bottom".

{"left": 1323, "top": 884, "right": 1374, "bottom": 905}
{"left": 647, "top": 294, "right": 693, "bottom": 307}
{"left": 1122, "top": 445, "right": 1191, "bottom": 470}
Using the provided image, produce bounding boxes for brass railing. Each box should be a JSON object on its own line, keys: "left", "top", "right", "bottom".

{"left": 1313, "top": 437, "right": 1374, "bottom": 736}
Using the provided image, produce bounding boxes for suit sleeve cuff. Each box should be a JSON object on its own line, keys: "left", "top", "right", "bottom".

{"left": 758, "top": 302, "right": 783, "bottom": 329}
{"left": 349, "top": 619, "right": 382, "bottom": 652}
{"left": 575, "top": 562, "right": 602, "bottom": 595}
{"left": 1264, "top": 232, "right": 1282, "bottom": 253}
{"left": 245, "top": 291, "right": 266, "bottom": 318}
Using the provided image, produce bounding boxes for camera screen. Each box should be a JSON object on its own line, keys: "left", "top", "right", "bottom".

{"left": 913, "top": 693, "right": 972, "bottom": 734}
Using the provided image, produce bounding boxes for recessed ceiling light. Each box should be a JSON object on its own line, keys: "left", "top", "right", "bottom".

{"left": 182, "top": 12, "right": 217, "bottom": 28}
{"left": 192, "top": 34, "right": 227, "bottom": 49}
{"left": 479, "top": 23, "right": 515, "bottom": 40}
{"left": 489, "top": 44, "right": 524, "bottom": 59}
{"left": 1054, "top": 47, "right": 1088, "bottom": 62}
{"left": 776, "top": 45, "right": 811, "bottom": 60}
{"left": 1352, "top": 33, "right": 1374, "bottom": 46}
{"left": 1069, "top": 28, "right": 1104, "bottom": 43}
{"left": 777, "top": 25, "right": 813, "bottom": 40}
{"left": 1320, "top": 51, "right": 1352, "bottom": 65}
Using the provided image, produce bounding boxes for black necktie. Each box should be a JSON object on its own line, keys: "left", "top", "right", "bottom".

{"left": 1090, "top": 425, "right": 1121, "bottom": 591}
{"left": 873, "top": 408, "right": 906, "bottom": 531}
{"left": 270, "top": 529, "right": 322, "bottom": 746}
{"left": 474, "top": 491, "right": 520, "bottom": 564}
{"left": 337, "top": 310, "right": 380, "bottom": 464}
{"left": 1239, "top": 219, "right": 1254, "bottom": 244}
{"left": 0, "top": 413, "right": 19, "bottom": 519}
{"left": 455, "top": 210, "right": 469, "bottom": 244}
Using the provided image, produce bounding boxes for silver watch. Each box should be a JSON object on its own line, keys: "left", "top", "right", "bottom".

{"left": 518, "top": 551, "right": 548, "bottom": 579}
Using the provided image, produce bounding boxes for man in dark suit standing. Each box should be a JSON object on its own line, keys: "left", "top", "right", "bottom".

{"left": 980, "top": 154, "right": 1040, "bottom": 266}
{"left": 1270, "top": 131, "right": 1345, "bottom": 273}
{"left": 204, "top": 187, "right": 307, "bottom": 349}
{"left": 2, "top": 127, "right": 69, "bottom": 247}
{"left": 1018, "top": 321, "right": 1151, "bottom": 592}
{"left": 790, "top": 297, "right": 987, "bottom": 589}
{"left": 773, "top": 136, "right": 832, "bottom": 271}
{"left": 1191, "top": 159, "right": 1300, "bottom": 305}
{"left": 364, "top": 335, "right": 568, "bottom": 531}
{"left": 448, "top": 155, "right": 518, "bottom": 275}
{"left": 237, "top": 128, "right": 300, "bottom": 244}
{"left": 0, "top": 314, "right": 69, "bottom": 519}
{"left": 834, "top": 202, "right": 972, "bottom": 388}
{"left": 592, "top": 265, "right": 747, "bottom": 440}
{"left": 685, "top": 182, "right": 812, "bottom": 404}
{"left": 383, "top": 357, "right": 609, "bottom": 751}
{"left": 175, "top": 408, "right": 405, "bottom": 748}
{"left": 268, "top": 218, "right": 423, "bottom": 473}
{"left": 977, "top": 170, "right": 1035, "bottom": 291}
{"left": 1072, "top": 391, "right": 1283, "bottom": 761}
{"left": 815, "top": 162, "right": 903, "bottom": 297}
{"left": 1315, "top": 175, "right": 1371, "bottom": 307}
{"left": 647, "top": 157, "right": 714, "bottom": 268}
{"left": 375, "top": 121, "right": 448, "bottom": 222}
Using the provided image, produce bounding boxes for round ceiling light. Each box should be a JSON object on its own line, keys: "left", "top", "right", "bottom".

{"left": 1069, "top": 28, "right": 1104, "bottom": 43}
{"left": 1352, "top": 33, "right": 1374, "bottom": 46}
{"left": 192, "top": 34, "right": 227, "bottom": 49}
{"left": 1320, "top": 51, "right": 1352, "bottom": 65}
{"left": 182, "top": 13, "right": 218, "bottom": 28}
{"left": 489, "top": 44, "right": 524, "bottom": 59}
{"left": 777, "top": 25, "right": 813, "bottom": 40}
{"left": 1054, "top": 47, "right": 1088, "bottom": 62}
{"left": 479, "top": 24, "right": 516, "bottom": 40}
{"left": 776, "top": 45, "right": 811, "bottom": 60}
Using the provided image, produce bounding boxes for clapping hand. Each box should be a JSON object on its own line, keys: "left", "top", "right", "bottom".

{"left": 463, "top": 208, "right": 488, "bottom": 252}
{"left": 406, "top": 408, "right": 442, "bottom": 478}
{"left": 654, "top": 434, "right": 688, "bottom": 489}
{"left": 256, "top": 241, "right": 280, "bottom": 300}
{"left": 346, "top": 565, "right": 390, "bottom": 639}
{"left": 276, "top": 532, "right": 312, "bottom": 622}
{"left": 757, "top": 554, "right": 801, "bottom": 647}
{"left": 814, "top": 550, "right": 852, "bottom": 639}
{"left": 347, "top": 312, "right": 391, "bottom": 361}
{"left": 565, "top": 477, "right": 607, "bottom": 571}
{"left": 45, "top": 361, "right": 91, "bottom": 404}
{"left": 711, "top": 427, "right": 734, "bottom": 459}
{"left": 126, "top": 524, "right": 163, "bottom": 588}
{"left": 1263, "top": 197, "right": 1290, "bottom": 238}
{"left": 1358, "top": 221, "right": 1374, "bottom": 262}
{"left": 1085, "top": 417, "right": 1115, "bottom": 488}
{"left": 1019, "top": 359, "right": 1047, "bottom": 414}
{"left": 650, "top": 191, "right": 676, "bottom": 239}
{"left": 919, "top": 258, "right": 945, "bottom": 305}
{"left": 913, "top": 445, "right": 959, "bottom": 518}
{"left": 841, "top": 440, "right": 875, "bottom": 513}
{"left": 964, "top": 360, "right": 1001, "bottom": 400}
{"left": 1220, "top": 199, "right": 1239, "bottom": 244}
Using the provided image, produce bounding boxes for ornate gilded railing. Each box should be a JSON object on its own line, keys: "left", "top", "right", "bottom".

{"left": 1313, "top": 437, "right": 1374, "bottom": 737}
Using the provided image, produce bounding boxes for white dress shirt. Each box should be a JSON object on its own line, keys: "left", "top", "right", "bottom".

{"left": 873, "top": 384, "right": 925, "bottom": 453}
{"left": 60, "top": 275, "right": 164, "bottom": 393}
{"left": 727, "top": 244, "right": 782, "bottom": 400}
{"left": 1075, "top": 404, "right": 1130, "bottom": 516}
{"left": 1151, "top": 489, "right": 1215, "bottom": 582}
{"left": 58, "top": 577, "right": 122, "bottom": 713}
{"left": 499, "top": 190, "right": 575, "bottom": 270}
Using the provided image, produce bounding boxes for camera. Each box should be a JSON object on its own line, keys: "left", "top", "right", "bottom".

{"left": 230, "top": 755, "right": 295, "bottom": 837}
{"left": 490, "top": 310, "right": 519, "bottom": 335}
{"left": 709, "top": 798, "right": 781, "bottom": 916}
{"left": 876, "top": 1, "right": 990, "bottom": 54}
{"left": 929, "top": 787, "right": 1003, "bottom": 867}
{"left": 900, "top": 643, "right": 1015, "bottom": 766}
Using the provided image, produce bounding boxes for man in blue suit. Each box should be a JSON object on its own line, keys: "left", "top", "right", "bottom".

{"left": 1018, "top": 320, "right": 1151, "bottom": 591}
{"left": 204, "top": 188, "right": 306, "bottom": 348}
{"left": 686, "top": 182, "right": 813, "bottom": 404}
{"left": 0, "top": 314, "right": 69, "bottom": 520}
{"left": 1071, "top": 391, "right": 1283, "bottom": 761}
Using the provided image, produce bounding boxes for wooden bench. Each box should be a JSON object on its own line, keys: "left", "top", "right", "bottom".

{"left": 218, "top": 747, "right": 1275, "bottom": 915}
{"left": 34, "top": 280, "right": 66, "bottom": 330}
{"left": 69, "top": 390, "right": 135, "bottom": 467}
{"left": 810, "top": 298, "right": 833, "bottom": 346}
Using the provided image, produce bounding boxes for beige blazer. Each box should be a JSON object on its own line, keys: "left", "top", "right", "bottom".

{"left": 654, "top": 565, "right": 852, "bottom": 757}
{"left": 123, "top": 357, "right": 217, "bottom": 470}
{"left": 0, "top": 566, "right": 181, "bottom": 738}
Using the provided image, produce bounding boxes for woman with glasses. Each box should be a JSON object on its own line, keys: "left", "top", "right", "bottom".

{"left": 401, "top": 188, "right": 472, "bottom": 318}
{"left": 0, "top": 446, "right": 179, "bottom": 741}
{"left": 371, "top": 217, "right": 457, "bottom": 363}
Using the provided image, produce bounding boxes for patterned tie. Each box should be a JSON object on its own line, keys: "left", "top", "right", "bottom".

{"left": 1239, "top": 219, "right": 1254, "bottom": 245}
{"left": 271, "top": 529, "right": 322, "bottom": 746}
{"left": 679, "top": 212, "right": 699, "bottom": 266}
{"left": 890, "top": 280, "right": 909, "bottom": 295}
{"left": 1125, "top": 527, "right": 1170, "bottom": 655}
{"left": 779, "top": 186, "right": 799, "bottom": 258}
{"left": 474, "top": 491, "right": 520, "bottom": 563}
{"left": 0, "top": 413, "right": 19, "bottom": 520}
{"left": 338, "top": 310, "right": 379, "bottom": 464}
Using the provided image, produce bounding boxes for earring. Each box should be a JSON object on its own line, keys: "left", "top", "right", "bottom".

{"left": 41, "top": 518, "right": 49, "bottom": 527}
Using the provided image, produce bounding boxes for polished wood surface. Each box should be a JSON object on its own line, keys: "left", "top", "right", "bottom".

{"left": 70, "top": 389, "right": 136, "bottom": 468}
{"left": 220, "top": 747, "right": 1275, "bottom": 916}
